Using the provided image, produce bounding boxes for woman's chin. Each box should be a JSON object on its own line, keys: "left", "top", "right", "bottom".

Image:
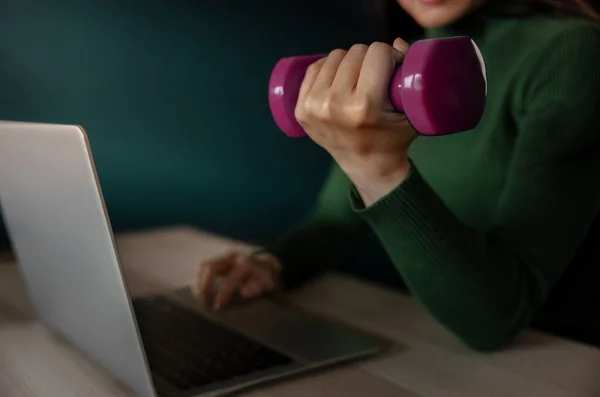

{"left": 399, "top": 0, "right": 482, "bottom": 28}
{"left": 412, "top": 12, "right": 462, "bottom": 28}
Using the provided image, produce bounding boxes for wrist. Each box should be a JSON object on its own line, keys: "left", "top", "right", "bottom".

{"left": 347, "top": 157, "right": 411, "bottom": 207}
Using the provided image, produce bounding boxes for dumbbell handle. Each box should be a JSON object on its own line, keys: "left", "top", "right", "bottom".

{"left": 268, "top": 55, "right": 406, "bottom": 138}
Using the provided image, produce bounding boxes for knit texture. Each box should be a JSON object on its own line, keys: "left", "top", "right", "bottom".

{"left": 264, "top": 9, "right": 600, "bottom": 350}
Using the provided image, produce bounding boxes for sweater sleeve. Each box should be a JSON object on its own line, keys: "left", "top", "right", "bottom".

{"left": 350, "top": 26, "right": 600, "bottom": 351}
{"left": 263, "top": 164, "right": 365, "bottom": 288}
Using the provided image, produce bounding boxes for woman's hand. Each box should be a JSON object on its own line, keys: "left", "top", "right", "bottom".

{"left": 295, "top": 38, "right": 418, "bottom": 206}
{"left": 195, "top": 251, "right": 282, "bottom": 311}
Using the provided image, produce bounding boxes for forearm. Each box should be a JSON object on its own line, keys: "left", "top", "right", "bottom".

{"left": 353, "top": 168, "right": 539, "bottom": 351}
{"left": 263, "top": 219, "right": 363, "bottom": 288}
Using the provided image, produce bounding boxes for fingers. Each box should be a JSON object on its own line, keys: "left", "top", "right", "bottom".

{"left": 196, "top": 252, "right": 236, "bottom": 305}
{"left": 239, "top": 265, "right": 277, "bottom": 299}
{"left": 312, "top": 49, "right": 347, "bottom": 90}
{"left": 333, "top": 44, "right": 369, "bottom": 92}
{"left": 297, "top": 57, "right": 326, "bottom": 109}
{"left": 213, "top": 257, "right": 252, "bottom": 311}
{"left": 202, "top": 254, "right": 279, "bottom": 311}
{"left": 357, "top": 41, "right": 406, "bottom": 102}
{"left": 247, "top": 264, "right": 277, "bottom": 292}
{"left": 298, "top": 39, "right": 408, "bottom": 110}
{"left": 239, "top": 280, "right": 263, "bottom": 299}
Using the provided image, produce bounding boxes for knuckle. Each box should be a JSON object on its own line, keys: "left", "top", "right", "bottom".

{"left": 369, "top": 41, "right": 388, "bottom": 52}
{"left": 320, "top": 94, "right": 339, "bottom": 118}
{"left": 349, "top": 43, "right": 368, "bottom": 53}
{"left": 328, "top": 48, "right": 347, "bottom": 58}
{"left": 367, "top": 41, "right": 395, "bottom": 61}
{"left": 345, "top": 99, "right": 377, "bottom": 128}
{"left": 298, "top": 90, "right": 376, "bottom": 127}
{"left": 297, "top": 95, "right": 325, "bottom": 122}
{"left": 305, "top": 61, "right": 321, "bottom": 76}
{"left": 328, "top": 90, "right": 355, "bottom": 113}
{"left": 294, "top": 102, "right": 309, "bottom": 125}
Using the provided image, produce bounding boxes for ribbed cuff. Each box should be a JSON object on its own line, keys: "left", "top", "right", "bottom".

{"left": 349, "top": 163, "right": 467, "bottom": 268}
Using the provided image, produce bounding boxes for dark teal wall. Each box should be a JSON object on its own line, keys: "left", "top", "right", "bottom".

{"left": 0, "top": 0, "right": 383, "bottom": 243}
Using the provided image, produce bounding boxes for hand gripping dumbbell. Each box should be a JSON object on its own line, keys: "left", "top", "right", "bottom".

{"left": 268, "top": 36, "right": 487, "bottom": 137}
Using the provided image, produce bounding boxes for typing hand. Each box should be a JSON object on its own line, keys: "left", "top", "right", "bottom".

{"left": 195, "top": 251, "right": 281, "bottom": 311}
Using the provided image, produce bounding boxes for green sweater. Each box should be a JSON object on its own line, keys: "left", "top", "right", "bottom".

{"left": 264, "top": 8, "right": 600, "bottom": 351}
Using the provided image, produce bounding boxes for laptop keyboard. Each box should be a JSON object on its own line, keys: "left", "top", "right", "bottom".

{"left": 132, "top": 297, "right": 294, "bottom": 391}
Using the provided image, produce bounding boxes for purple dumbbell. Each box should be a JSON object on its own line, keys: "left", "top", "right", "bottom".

{"left": 268, "top": 36, "right": 487, "bottom": 137}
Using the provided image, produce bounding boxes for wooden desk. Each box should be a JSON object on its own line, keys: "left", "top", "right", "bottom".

{"left": 1, "top": 226, "right": 599, "bottom": 397}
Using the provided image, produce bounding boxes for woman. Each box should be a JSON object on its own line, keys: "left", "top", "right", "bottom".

{"left": 196, "top": 0, "right": 600, "bottom": 351}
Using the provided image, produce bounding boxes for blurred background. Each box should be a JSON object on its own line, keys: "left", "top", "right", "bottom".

{"left": 0, "top": 0, "right": 422, "bottom": 246}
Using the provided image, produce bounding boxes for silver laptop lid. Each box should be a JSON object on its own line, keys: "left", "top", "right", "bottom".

{"left": 0, "top": 121, "right": 155, "bottom": 397}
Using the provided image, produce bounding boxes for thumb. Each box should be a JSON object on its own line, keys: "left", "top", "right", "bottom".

{"left": 389, "top": 38, "right": 409, "bottom": 66}
{"left": 393, "top": 37, "right": 410, "bottom": 54}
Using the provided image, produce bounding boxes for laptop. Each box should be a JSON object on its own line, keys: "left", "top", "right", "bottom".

{"left": 0, "top": 121, "right": 381, "bottom": 397}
